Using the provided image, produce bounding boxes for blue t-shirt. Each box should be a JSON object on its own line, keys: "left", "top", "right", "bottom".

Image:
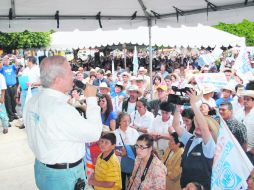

{"left": 110, "top": 91, "right": 126, "bottom": 98}
{"left": 101, "top": 111, "right": 117, "bottom": 127}
{"left": 0, "top": 65, "right": 17, "bottom": 86}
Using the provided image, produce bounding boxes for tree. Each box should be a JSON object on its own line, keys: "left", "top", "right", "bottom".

{"left": 214, "top": 19, "right": 254, "bottom": 46}
{"left": 0, "top": 30, "right": 52, "bottom": 53}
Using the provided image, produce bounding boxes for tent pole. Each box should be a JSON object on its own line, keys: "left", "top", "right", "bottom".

{"left": 148, "top": 19, "right": 153, "bottom": 99}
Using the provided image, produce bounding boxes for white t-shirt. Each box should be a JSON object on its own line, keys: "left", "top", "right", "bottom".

{"left": 114, "top": 127, "right": 139, "bottom": 147}
{"left": 231, "top": 96, "right": 244, "bottom": 123}
{"left": 243, "top": 108, "right": 254, "bottom": 150}
{"left": 130, "top": 110, "right": 154, "bottom": 134}
{"left": 0, "top": 73, "right": 7, "bottom": 95}
{"left": 148, "top": 115, "right": 174, "bottom": 151}
{"left": 22, "top": 65, "right": 40, "bottom": 84}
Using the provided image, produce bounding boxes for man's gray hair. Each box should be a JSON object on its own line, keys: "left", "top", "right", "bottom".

{"left": 40, "top": 56, "right": 67, "bottom": 88}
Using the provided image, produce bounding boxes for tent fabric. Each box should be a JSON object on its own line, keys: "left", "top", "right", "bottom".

{"left": 0, "top": 0, "right": 253, "bottom": 32}
{"left": 50, "top": 24, "right": 245, "bottom": 49}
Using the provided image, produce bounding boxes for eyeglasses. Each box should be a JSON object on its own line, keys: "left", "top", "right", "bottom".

{"left": 134, "top": 144, "right": 150, "bottom": 150}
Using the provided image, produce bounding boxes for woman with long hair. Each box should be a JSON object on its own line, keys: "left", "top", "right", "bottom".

{"left": 99, "top": 94, "right": 117, "bottom": 131}
{"left": 153, "top": 75, "right": 162, "bottom": 99}
{"left": 127, "top": 134, "right": 167, "bottom": 190}
{"left": 181, "top": 108, "right": 195, "bottom": 134}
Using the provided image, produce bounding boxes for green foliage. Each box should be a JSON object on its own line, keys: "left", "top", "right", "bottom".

{"left": 214, "top": 19, "right": 254, "bottom": 46}
{"left": 0, "top": 31, "right": 51, "bottom": 52}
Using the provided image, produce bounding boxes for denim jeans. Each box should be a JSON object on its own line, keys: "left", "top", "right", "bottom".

{"left": 0, "top": 103, "right": 9, "bottom": 129}
{"left": 34, "top": 159, "right": 86, "bottom": 190}
{"left": 21, "top": 88, "right": 40, "bottom": 111}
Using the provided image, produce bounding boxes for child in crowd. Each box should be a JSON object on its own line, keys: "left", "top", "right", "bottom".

{"left": 88, "top": 132, "right": 122, "bottom": 190}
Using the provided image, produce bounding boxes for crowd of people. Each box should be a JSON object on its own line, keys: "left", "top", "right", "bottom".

{"left": 1, "top": 48, "right": 254, "bottom": 190}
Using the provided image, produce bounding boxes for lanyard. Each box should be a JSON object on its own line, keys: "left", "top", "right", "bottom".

{"left": 128, "top": 154, "right": 154, "bottom": 190}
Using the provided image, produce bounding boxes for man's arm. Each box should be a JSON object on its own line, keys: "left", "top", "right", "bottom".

{"left": 188, "top": 90, "right": 211, "bottom": 144}
{"left": 171, "top": 105, "right": 184, "bottom": 137}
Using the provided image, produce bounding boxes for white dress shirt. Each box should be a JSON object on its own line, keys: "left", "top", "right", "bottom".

{"left": 130, "top": 110, "right": 154, "bottom": 134}
{"left": 23, "top": 88, "right": 102, "bottom": 164}
{"left": 243, "top": 108, "right": 254, "bottom": 150}
{"left": 148, "top": 115, "right": 173, "bottom": 151}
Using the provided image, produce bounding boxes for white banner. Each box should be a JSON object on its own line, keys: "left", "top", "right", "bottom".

{"left": 211, "top": 118, "right": 253, "bottom": 190}
{"left": 195, "top": 73, "right": 228, "bottom": 91}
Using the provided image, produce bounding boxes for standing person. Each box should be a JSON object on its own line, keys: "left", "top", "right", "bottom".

{"left": 99, "top": 94, "right": 117, "bottom": 131}
{"left": 148, "top": 84, "right": 168, "bottom": 117}
{"left": 88, "top": 132, "right": 122, "bottom": 190}
{"left": 0, "top": 56, "right": 18, "bottom": 122}
{"left": 172, "top": 90, "right": 219, "bottom": 190}
{"left": 162, "top": 132, "right": 184, "bottom": 190}
{"left": 93, "top": 69, "right": 108, "bottom": 87}
{"left": 0, "top": 72, "right": 9, "bottom": 134}
{"left": 19, "top": 56, "right": 41, "bottom": 111}
{"left": 148, "top": 102, "right": 175, "bottom": 157}
{"left": 219, "top": 102, "right": 247, "bottom": 151}
{"left": 121, "top": 85, "right": 141, "bottom": 114}
{"left": 23, "top": 56, "right": 103, "bottom": 190}
{"left": 127, "top": 134, "right": 167, "bottom": 190}
{"left": 114, "top": 112, "right": 139, "bottom": 190}
{"left": 130, "top": 98, "right": 154, "bottom": 135}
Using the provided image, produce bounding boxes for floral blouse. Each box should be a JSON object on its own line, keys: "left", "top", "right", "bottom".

{"left": 129, "top": 155, "right": 167, "bottom": 190}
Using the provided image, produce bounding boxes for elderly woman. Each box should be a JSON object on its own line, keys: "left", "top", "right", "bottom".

{"left": 114, "top": 112, "right": 139, "bottom": 190}
{"left": 127, "top": 134, "right": 167, "bottom": 190}
{"left": 162, "top": 132, "right": 184, "bottom": 190}
{"left": 99, "top": 94, "right": 117, "bottom": 131}
{"left": 172, "top": 89, "right": 219, "bottom": 190}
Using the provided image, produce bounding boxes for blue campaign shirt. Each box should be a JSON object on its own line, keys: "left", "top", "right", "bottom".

{"left": 110, "top": 91, "right": 126, "bottom": 98}
{"left": 0, "top": 65, "right": 17, "bottom": 86}
{"left": 215, "top": 97, "right": 233, "bottom": 107}
{"left": 101, "top": 111, "right": 117, "bottom": 127}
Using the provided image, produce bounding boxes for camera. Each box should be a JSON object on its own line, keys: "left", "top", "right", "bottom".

{"left": 167, "top": 86, "right": 192, "bottom": 105}
{"left": 74, "top": 178, "right": 85, "bottom": 190}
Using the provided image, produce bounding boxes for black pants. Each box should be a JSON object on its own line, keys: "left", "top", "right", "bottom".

{"left": 5, "top": 86, "right": 17, "bottom": 120}
{"left": 121, "top": 172, "right": 131, "bottom": 190}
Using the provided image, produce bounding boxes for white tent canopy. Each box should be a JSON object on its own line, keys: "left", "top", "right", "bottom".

{"left": 0, "top": 0, "right": 253, "bottom": 32}
{"left": 50, "top": 24, "right": 245, "bottom": 49}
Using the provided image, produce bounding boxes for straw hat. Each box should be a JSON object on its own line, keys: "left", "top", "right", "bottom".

{"left": 138, "top": 67, "right": 147, "bottom": 73}
{"left": 194, "top": 116, "right": 219, "bottom": 142}
{"left": 136, "top": 75, "right": 145, "bottom": 81}
{"left": 241, "top": 90, "right": 254, "bottom": 98}
{"left": 99, "top": 82, "right": 110, "bottom": 91}
{"left": 121, "top": 71, "right": 130, "bottom": 77}
{"left": 127, "top": 85, "right": 142, "bottom": 97}
{"left": 170, "top": 73, "right": 180, "bottom": 80}
{"left": 202, "top": 84, "right": 215, "bottom": 94}
{"left": 221, "top": 85, "right": 235, "bottom": 93}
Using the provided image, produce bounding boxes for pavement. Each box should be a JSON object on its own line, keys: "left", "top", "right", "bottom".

{"left": 0, "top": 124, "right": 37, "bottom": 190}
